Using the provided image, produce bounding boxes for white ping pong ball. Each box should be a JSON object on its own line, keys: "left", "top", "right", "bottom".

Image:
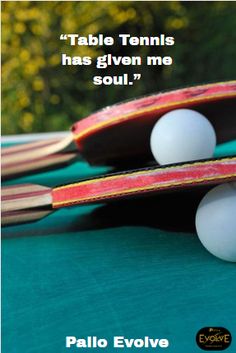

{"left": 150, "top": 109, "right": 216, "bottom": 165}
{"left": 195, "top": 183, "right": 236, "bottom": 262}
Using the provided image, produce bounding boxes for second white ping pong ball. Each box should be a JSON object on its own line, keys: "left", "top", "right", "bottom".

{"left": 150, "top": 109, "right": 216, "bottom": 165}
{"left": 196, "top": 183, "right": 236, "bottom": 262}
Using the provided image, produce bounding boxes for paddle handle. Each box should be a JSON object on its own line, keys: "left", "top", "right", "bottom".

{"left": 1, "top": 134, "right": 76, "bottom": 179}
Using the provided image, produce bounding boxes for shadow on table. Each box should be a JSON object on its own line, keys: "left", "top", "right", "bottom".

{"left": 79, "top": 186, "right": 212, "bottom": 233}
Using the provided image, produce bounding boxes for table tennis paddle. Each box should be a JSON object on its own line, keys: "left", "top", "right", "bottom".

{"left": 2, "top": 80, "right": 236, "bottom": 179}
{"left": 2, "top": 156, "right": 236, "bottom": 226}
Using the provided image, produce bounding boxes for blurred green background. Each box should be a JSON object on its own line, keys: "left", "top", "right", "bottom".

{"left": 2, "top": 1, "right": 236, "bottom": 135}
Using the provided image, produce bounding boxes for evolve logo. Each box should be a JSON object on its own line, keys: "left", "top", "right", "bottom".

{"left": 196, "top": 327, "right": 232, "bottom": 351}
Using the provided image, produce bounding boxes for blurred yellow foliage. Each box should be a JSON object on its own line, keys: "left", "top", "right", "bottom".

{"left": 33, "top": 78, "right": 44, "bottom": 91}
{"left": 2, "top": 1, "right": 146, "bottom": 133}
{"left": 50, "top": 94, "right": 60, "bottom": 105}
{"left": 14, "top": 22, "right": 26, "bottom": 34}
{"left": 166, "top": 17, "right": 188, "bottom": 30}
{"left": 2, "top": 1, "right": 236, "bottom": 134}
{"left": 20, "top": 112, "right": 34, "bottom": 131}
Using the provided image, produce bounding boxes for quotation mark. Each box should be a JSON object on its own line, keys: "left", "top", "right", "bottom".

{"left": 133, "top": 74, "right": 141, "bottom": 80}
{"left": 128, "top": 74, "right": 141, "bottom": 85}
{"left": 60, "top": 34, "right": 68, "bottom": 40}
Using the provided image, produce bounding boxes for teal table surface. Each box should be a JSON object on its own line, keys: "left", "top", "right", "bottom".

{"left": 2, "top": 141, "right": 236, "bottom": 353}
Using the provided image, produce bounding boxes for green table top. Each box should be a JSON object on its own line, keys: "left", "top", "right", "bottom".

{"left": 2, "top": 141, "right": 236, "bottom": 353}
